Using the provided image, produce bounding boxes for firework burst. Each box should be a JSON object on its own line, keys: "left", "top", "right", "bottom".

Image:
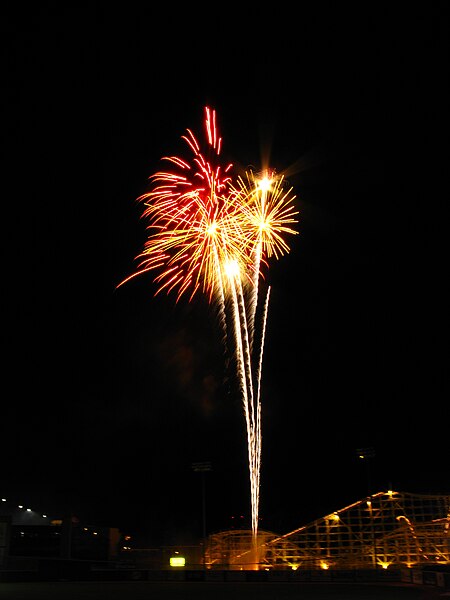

{"left": 118, "top": 106, "right": 298, "bottom": 560}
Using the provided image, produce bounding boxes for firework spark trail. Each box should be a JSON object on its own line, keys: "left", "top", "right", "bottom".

{"left": 254, "top": 285, "right": 270, "bottom": 535}
{"left": 229, "top": 273, "right": 259, "bottom": 542}
{"left": 118, "top": 107, "right": 298, "bottom": 557}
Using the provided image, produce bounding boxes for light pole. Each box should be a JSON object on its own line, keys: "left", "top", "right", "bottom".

{"left": 191, "top": 461, "right": 212, "bottom": 569}
{"left": 356, "top": 447, "right": 375, "bottom": 496}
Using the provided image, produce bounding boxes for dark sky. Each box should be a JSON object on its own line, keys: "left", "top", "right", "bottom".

{"left": 3, "top": 5, "right": 448, "bottom": 546}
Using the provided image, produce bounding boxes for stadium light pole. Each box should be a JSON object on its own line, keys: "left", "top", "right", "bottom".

{"left": 356, "top": 447, "right": 375, "bottom": 496}
{"left": 191, "top": 461, "right": 212, "bottom": 570}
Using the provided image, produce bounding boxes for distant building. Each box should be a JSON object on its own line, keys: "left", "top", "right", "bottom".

{"left": 0, "top": 497, "right": 122, "bottom": 568}
{"left": 0, "top": 515, "right": 11, "bottom": 568}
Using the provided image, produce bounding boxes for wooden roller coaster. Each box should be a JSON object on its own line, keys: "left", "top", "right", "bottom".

{"left": 206, "top": 490, "right": 450, "bottom": 571}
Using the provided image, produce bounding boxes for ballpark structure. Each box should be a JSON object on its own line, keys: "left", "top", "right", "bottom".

{"left": 206, "top": 490, "right": 450, "bottom": 570}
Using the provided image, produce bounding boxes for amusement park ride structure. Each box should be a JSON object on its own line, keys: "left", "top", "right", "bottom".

{"left": 206, "top": 490, "right": 450, "bottom": 571}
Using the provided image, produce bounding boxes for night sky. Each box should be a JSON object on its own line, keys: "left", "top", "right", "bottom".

{"left": 3, "top": 5, "right": 448, "bottom": 547}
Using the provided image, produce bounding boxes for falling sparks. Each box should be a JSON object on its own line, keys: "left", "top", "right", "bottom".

{"left": 118, "top": 106, "right": 298, "bottom": 554}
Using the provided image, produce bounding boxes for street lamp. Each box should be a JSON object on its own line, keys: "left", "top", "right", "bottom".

{"left": 191, "top": 461, "right": 212, "bottom": 569}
